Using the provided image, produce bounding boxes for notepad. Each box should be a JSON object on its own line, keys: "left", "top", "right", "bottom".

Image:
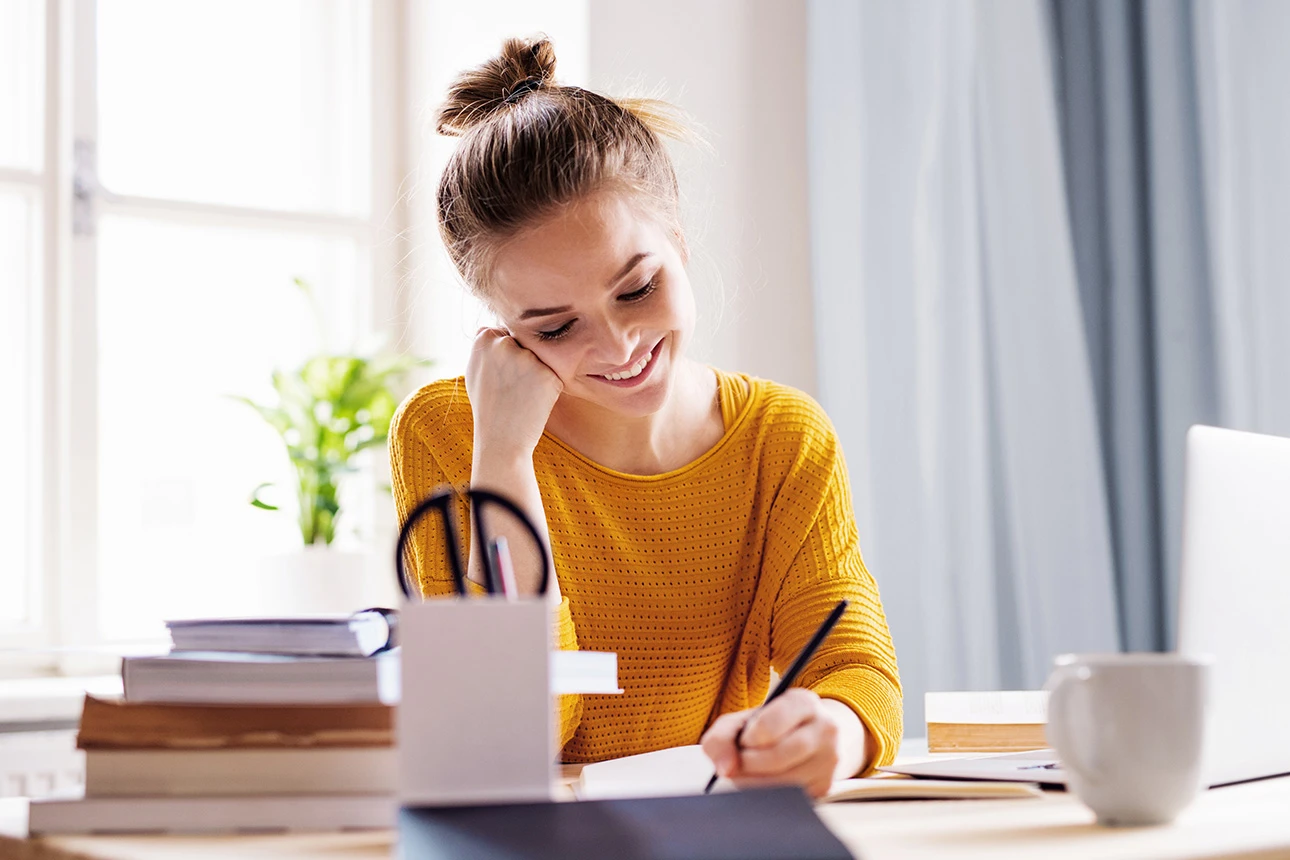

{"left": 576, "top": 745, "right": 1043, "bottom": 802}
{"left": 401, "top": 787, "right": 852, "bottom": 860}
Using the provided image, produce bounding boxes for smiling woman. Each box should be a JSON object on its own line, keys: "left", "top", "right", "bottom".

{"left": 390, "top": 36, "right": 902, "bottom": 799}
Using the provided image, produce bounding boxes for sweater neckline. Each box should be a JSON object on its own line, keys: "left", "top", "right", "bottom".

{"left": 537, "top": 368, "right": 760, "bottom": 483}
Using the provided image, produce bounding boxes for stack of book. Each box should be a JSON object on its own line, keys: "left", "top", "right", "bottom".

{"left": 29, "top": 610, "right": 401, "bottom": 835}
{"left": 925, "top": 690, "right": 1049, "bottom": 753}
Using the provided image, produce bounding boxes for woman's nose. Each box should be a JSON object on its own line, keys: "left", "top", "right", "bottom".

{"left": 593, "top": 318, "right": 638, "bottom": 365}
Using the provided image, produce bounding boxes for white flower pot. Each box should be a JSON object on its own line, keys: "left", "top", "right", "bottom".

{"left": 256, "top": 547, "right": 397, "bottom": 616}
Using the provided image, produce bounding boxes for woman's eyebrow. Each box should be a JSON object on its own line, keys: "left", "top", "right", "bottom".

{"left": 518, "top": 252, "right": 655, "bottom": 320}
{"left": 607, "top": 252, "right": 652, "bottom": 287}
{"left": 519, "top": 304, "right": 572, "bottom": 321}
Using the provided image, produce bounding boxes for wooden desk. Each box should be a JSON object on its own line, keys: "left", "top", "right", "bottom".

{"left": 5, "top": 774, "right": 1290, "bottom": 859}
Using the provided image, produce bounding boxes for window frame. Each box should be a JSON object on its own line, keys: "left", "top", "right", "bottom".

{"left": 3, "top": 0, "right": 413, "bottom": 676}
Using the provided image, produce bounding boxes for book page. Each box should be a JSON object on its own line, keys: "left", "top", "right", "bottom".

{"left": 577, "top": 746, "right": 1043, "bottom": 802}
{"left": 576, "top": 745, "right": 725, "bottom": 799}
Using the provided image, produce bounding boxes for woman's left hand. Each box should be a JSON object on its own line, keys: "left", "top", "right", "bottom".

{"left": 699, "top": 688, "right": 868, "bottom": 798}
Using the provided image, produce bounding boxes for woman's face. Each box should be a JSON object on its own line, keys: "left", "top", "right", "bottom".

{"left": 488, "top": 191, "right": 695, "bottom": 419}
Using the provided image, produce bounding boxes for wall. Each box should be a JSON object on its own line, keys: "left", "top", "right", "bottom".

{"left": 588, "top": 0, "right": 816, "bottom": 393}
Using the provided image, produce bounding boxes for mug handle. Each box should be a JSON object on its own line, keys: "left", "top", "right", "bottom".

{"left": 1046, "top": 664, "right": 1106, "bottom": 785}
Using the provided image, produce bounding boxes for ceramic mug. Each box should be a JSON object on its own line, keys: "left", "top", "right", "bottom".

{"left": 1045, "top": 652, "right": 1211, "bottom": 826}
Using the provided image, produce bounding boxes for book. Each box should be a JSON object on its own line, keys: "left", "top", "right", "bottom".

{"left": 575, "top": 745, "right": 1043, "bottom": 802}
{"left": 925, "top": 690, "right": 1049, "bottom": 753}
{"left": 118, "top": 648, "right": 614, "bottom": 706}
{"left": 27, "top": 793, "right": 394, "bottom": 835}
{"left": 77, "top": 694, "right": 393, "bottom": 750}
{"left": 165, "top": 608, "right": 397, "bottom": 657}
{"left": 120, "top": 649, "right": 400, "bottom": 705}
{"left": 83, "top": 746, "right": 395, "bottom": 796}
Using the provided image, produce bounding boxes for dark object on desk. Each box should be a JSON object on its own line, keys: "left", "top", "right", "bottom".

{"left": 399, "top": 786, "right": 854, "bottom": 860}
{"left": 705, "top": 599, "right": 850, "bottom": 793}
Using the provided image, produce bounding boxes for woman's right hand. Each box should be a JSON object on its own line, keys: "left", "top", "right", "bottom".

{"left": 465, "top": 327, "right": 564, "bottom": 458}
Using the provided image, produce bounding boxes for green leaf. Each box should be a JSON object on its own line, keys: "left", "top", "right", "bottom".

{"left": 235, "top": 277, "right": 434, "bottom": 546}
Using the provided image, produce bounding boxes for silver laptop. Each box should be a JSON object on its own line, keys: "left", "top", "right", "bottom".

{"left": 884, "top": 425, "right": 1290, "bottom": 788}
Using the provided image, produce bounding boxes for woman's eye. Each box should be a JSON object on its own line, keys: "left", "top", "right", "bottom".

{"left": 537, "top": 320, "right": 575, "bottom": 341}
{"left": 620, "top": 278, "right": 658, "bottom": 302}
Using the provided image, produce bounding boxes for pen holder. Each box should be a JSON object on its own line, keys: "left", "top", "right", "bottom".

{"left": 394, "top": 486, "right": 557, "bottom": 806}
{"left": 397, "top": 595, "right": 555, "bottom": 806}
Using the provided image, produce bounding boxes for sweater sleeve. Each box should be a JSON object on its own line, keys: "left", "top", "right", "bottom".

{"left": 389, "top": 390, "right": 584, "bottom": 749}
{"left": 766, "top": 437, "right": 903, "bottom": 775}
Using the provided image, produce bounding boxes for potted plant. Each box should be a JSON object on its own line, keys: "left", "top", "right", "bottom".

{"left": 234, "top": 278, "right": 429, "bottom": 613}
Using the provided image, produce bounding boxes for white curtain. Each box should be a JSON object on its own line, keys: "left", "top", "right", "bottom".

{"left": 1195, "top": 0, "right": 1290, "bottom": 439}
{"left": 807, "top": 0, "right": 1120, "bottom": 731}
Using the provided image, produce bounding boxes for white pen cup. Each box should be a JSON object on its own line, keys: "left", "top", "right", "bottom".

{"left": 1044, "top": 652, "right": 1211, "bottom": 827}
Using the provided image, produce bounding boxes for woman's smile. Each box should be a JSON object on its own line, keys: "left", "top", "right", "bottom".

{"left": 592, "top": 337, "right": 665, "bottom": 387}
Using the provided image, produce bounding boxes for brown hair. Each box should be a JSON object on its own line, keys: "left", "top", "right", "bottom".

{"left": 435, "top": 36, "right": 690, "bottom": 295}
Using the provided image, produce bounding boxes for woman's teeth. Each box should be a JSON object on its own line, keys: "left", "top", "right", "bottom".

{"left": 603, "top": 351, "right": 652, "bottom": 381}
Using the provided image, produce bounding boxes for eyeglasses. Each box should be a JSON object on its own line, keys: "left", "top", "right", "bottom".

{"left": 395, "top": 487, "right": 552, "bottom": 599}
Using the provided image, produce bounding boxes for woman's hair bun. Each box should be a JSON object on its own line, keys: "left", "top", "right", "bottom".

{"left": 436, "top": 36, "right": 558, "bottom": 136}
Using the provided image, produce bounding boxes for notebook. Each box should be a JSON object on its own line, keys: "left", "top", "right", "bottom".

{"left": 576, "top": 745, "right": 1042, "bottom": 801}
{"left": 400, "top": 787, "right": 852, "bottom": 860}
{"left": 165, "top": 607, "right": 397, "bottom": 657}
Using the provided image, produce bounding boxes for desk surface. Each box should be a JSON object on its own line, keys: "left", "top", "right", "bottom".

{"left": 4, "top": 771, "right": 1290, "bottom": 859}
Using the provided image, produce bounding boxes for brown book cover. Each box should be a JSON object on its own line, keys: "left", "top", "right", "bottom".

{"left": 77, "top": 694, "right": 393, "bottom": 750}
{"left": 926, "top": 722, "right": 1049, "bottom": 753}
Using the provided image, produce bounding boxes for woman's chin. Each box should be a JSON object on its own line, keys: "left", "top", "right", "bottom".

{"left": 570, "top": 370, "right": 673, "bottom": 418}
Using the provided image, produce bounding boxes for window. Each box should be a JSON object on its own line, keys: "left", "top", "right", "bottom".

{"left": 2, "top": 0, "right": 409, "bottom": 664}
{"left": 3, "top": 0, "right": 590, "bottom": 674}
{"left": 92, "top": 1, "right": 375, "bottom": 639}
{"left": 0, "top": 0, "right": 45, "bottom": 644}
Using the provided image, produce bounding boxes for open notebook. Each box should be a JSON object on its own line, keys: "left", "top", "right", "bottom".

{"left": 575, "top": 745, "right": 1043, "bottom": 802}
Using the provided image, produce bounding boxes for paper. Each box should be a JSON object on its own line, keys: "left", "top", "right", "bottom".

{"left": 576, "top": 745, "right": 729, "bottom": 799}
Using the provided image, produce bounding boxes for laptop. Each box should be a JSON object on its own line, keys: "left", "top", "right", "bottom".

{"left": 883, "top": 425, "right": 1290, "bottom": 789}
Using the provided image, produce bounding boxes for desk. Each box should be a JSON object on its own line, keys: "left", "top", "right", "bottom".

{"left": 4, "top": 772, "right": 1290, "bottom": 859}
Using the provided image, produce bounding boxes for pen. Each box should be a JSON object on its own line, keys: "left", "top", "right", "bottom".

{"left": 704, "top": 598, "right": 849, "bottom": 794}
{"left": 490, "top": 536, "right": 519, "bottom": 600}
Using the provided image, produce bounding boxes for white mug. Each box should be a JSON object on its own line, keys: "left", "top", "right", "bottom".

{"left": 1045, "top": 652, "right": 1211, "bottom": 826}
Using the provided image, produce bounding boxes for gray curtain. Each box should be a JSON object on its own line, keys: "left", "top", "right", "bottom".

{"left": 1048, "top": 0, "right": 1220, "bottom": 652}
{"left": 1046, "top": 0, "right": 1290, "bottom": 652}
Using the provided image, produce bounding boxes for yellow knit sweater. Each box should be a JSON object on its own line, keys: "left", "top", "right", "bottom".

{"left": 389, "top": 369, "right": 903, "bottom": 770}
